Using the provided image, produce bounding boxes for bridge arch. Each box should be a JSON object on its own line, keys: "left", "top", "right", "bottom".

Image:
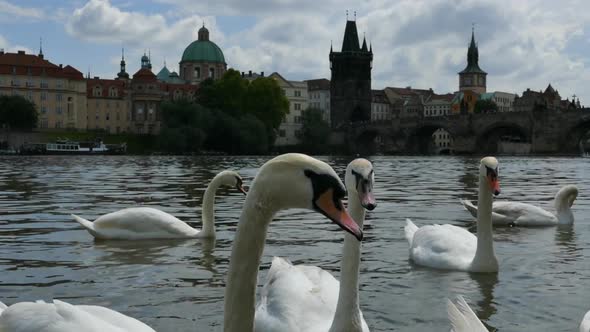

{"left": 405, "top": 123, "right": 456, "bottom": 154}
{"left": 563, "top": 116, "right": 590, "bottom": 154}
{"left": 476, "top": 121, "right": 531, "bottom": 154}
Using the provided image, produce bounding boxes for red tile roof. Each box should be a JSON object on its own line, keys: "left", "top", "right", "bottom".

{"left": 306, "top": 78, "right": 330, "bottom": 91}
{"left": 0, "top": 50, "right": 83, "bottom": 80}
{"left": 86, "top": 78, "right": 127, "bottom": 98}
{"left": 132, "top": 68, "right": 157, "bottom": 82}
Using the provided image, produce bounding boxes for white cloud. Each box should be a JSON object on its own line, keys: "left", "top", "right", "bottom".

{"left": 0, "top": 35, "right": 34, "bottom": 54}
{"left": 0, "top": 1, "right": 44, "bottom": 21}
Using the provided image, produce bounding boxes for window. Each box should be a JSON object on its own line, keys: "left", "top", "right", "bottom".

{"left": 294, "top": 103, "right": 301, "bottom": 111}
{"left": 56, "top": 80, "right": 63, "bottom": 88}
{"left": 294, "top": 90, "right": 301, "bottom": 97}
{"left": 56, "top": 94, "right": 63, "bottom": 102}
{"left": 11, "top": 79, "right": 19, "bottom": 87}
{"left": 279, "top": 129, "right": 286, "bottom": 137}
{"left": 294, "top": 116, "right": 302, "bottom": 123}
{"left": 106, "top": 113, "right": 110, "bottom": 121}
{"left": 55, "top": 120, "right": 62, "bottom": 129}
{"left": 40, "top": 80, "right": 48, "bottom": 88}
{"left": 194, "top": 67, "right": 201, "bottom": 79}
{"left": 41, "top": 105, "right": 47, "bottom": 114}
{"left": 93, "top": 86, "right": 102, "bottom": 97}
{"left": 56, "top": 105, "right": 62, "bottom": 114}
{"left": 209, "top": 67, "right": 214, "bottom": 79}
{"left": 109, "top": 87, "right": 118, "bottom": 97}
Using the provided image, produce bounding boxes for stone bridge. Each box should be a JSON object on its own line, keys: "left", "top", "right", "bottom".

{"left": 348, "top": 108, "right": 590, "bottom": 154}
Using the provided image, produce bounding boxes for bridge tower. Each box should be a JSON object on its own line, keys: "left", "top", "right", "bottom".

{"left": 459, "top": 26, "right": 487, "bottom": 94}
{"left": 329, "top": 18, "right": 372, "bottom": 129}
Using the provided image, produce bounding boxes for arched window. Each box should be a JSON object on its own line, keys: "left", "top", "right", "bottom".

{"left": 93, "top": 86, "right": 102, "bottom": 97}
{"left": 109, "top": 87, "right": 118, "bottom": 97}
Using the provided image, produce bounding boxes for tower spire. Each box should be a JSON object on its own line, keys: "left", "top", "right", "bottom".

{"left": 39, "top": 37, "right": 43, "bottom": 58}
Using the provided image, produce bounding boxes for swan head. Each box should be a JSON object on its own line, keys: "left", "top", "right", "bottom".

{"left": 480, "top": 157, "right": 500, "bottom": 196}
{"left": 345, "top": 158, "right": 376, "bottom": 211}
{"left": 252, "top": 153, "right": 363, "bottom": 241}
{"left": 216, "top": 170, "right": 247, "bottom": 195}
{"left": 554, "top": 184, "right": 578, "bottom": 212}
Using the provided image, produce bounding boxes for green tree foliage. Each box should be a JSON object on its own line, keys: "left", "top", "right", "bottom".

{"left": 0, "top": 95, "right": 38, "bottom": 130}
{"left": 243, "top": 77, "right": 289, "bottom": 143}
{"left": 198, "top": 70, "right": 289, "bottom": 143}
{"left": 474, "top": 99, "right": 499, "bottom": 114}
{"left": 158, "top": 99, "right": 213, "bottom": 153}
{"left": 300, "top": 108, "right": 331, "bottom": 153}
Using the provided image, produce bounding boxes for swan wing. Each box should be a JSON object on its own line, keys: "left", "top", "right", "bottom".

{"left": 447, "top": 296, "right": 488, "bottom": 332}
{"left": 409, "top": 224, "right": 476, "bottom": 271}
{"left": 492, "top": 202, "right": 557, "bottom": 226}
{"left": 254, "top": 257, "right": 344, "bottom": 332}
{"left": 90, "top": 207, "right": 199, "bottom": 239}
{"left": 0, "top": 300, "right": 155, "bottom": 332}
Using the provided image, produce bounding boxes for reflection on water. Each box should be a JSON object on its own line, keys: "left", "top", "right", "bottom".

{"left": 0, "top": 155, "right": 589, "bottom": 331}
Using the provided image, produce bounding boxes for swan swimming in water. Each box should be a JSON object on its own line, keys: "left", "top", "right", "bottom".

{"left": 223, "top": 153, "right": 363, "bottom": 332}
{"left": 0, "top": 299, "right": 156, "bottom": 332}
{"left": 405, "top": 157, "right": 500, "bottom": 272}
{"left": 254, "top": 158, "right": 376, "bottom": 332}
{"left": 460, "top": 184, "right": 578, "bottom": 226}
{"left": 71, "top": 170, "right": 246, "bottom": 240}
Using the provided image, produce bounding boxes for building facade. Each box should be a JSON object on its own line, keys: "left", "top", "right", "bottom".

{"left": 306, "top": 78, "right": 331, "bottom": 124}
{"left": 459, "top": 28, "right": 487, "bottom": 94}
{"left": 423, "top": 94, "right": 453, "bottom": 117}
{"left": 371, "top": 89, "right": 392, "bottom": 121}
{"left": 270, "top": 72, "right": 308, "bottom": 146}
{"left": 0, "top": 50, "right": 87, "bottom": 130}
{"left": 329, "top": 19, "right": 372, "bottom": 129}
{"left": 86, "top": 78, "right": 130, "bottom": 134}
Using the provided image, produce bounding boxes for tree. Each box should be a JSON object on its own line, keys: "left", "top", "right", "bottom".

{"left": 243, "top": 77, "right": 289, "bottom": 143}
{"left": 300, "top": 108, "right": 331, "bottom": 153}
{"left": 158, "top": 99, "right": 213, "bottom": 153}
{"left": 0, "top": 95, "right": 38, "bottom": 130}
{"left": 198, "top": 69, "right": 247, "bottom": 116}
{"left": 474, "top": 99, "right": 499, "bottom": 114}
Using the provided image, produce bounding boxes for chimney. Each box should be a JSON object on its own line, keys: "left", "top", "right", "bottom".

{"left": 241, "top": 72, "right": 244, "bottom": 77}
{"left": 0, "top": 49, "right": 4, "bottom": 55}
{"left": 93, "top": 76, "right": 99, "bottom": 79}
{"left": 17, "top": 50, "right": 25, "bottom": 55}
{"left": 248, "top": 70, "right": 252, "bottom": 77}
{"left": 261, "top": 71, "right": 264, "bottom": 77}
{"left": 59, "top": 64, "right": 63, "bottom": 68}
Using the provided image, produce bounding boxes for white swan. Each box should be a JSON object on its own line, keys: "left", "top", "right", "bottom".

{"left": 447, "top": 295, "right": 488, "bottom": 332}
{"left": 71, "top": 170, "right": 246, "bottom": 240}
{"left": 405, "top": 157, "right": 500, "bottom": 272}
{"left": 581, "top": 310, "right": 590, "bottom": 332}
{"left": 460, "top": 185, "right": 578, "bottom": 226}
{"left": 223, "top": 153, "right": 363, "bottom": 332}
{"left": 0, "top": 299, "right": 155, "bottom": 331}
{"left": 254, "top": 158, "right": 376, "bottom": 332}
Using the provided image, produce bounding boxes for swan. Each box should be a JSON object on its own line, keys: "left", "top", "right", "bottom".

{"left": 0, "top": 299, "right": 155, "bottom": 331}
{"left": 581, "top": 310, "right": 590, "bottom": 332}
{"left": 447, "top": 295, "right": 488, "bottom": 332}
{"left": 223, "top": 153, "right": 363, "bottom": 332}
{"left": 70, "top": 170, "right": 246, "bottom": 240}
{"left": 253, "top": 158, "right": 376, "bottom": 332}
{"left": 460, "top": 185, "right": 578, "bottom": 226}
{"left": 404, "top": 157, "right": 500, "bottom": 272}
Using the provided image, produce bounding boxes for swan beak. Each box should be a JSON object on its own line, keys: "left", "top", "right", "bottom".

{"left": 488, "top": 178, "right": 501, "bottom": 196}
{"left": 237, "top": 184, "right": 247, "bottom": 195}
{"left": 360, "top": 191, "right": 376, "bottom": 211}
{"left": 315, "top": 189, "right": 363, "bottom": 241}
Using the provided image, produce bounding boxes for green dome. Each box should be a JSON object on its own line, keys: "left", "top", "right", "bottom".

{"left": 181, "top": 40, "right": 225, "bottom": 64}
{"left": 181, "top": 25, "right": 226, "bottom": 64}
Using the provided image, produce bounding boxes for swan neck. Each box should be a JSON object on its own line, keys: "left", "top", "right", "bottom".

{"left": 329, "top": 194, "right": 365, "bottom": 332}
{"left": 201, "top": 175, "right": 224, "bottom": 237}
{"left": 223, "top": 189, "right": 273, "bottom": 332}
{"left": 473, "top": 176, "right": 497, "bottom": 270}
{"left": 554, "top": 188, "right": 574, "bottom": 224}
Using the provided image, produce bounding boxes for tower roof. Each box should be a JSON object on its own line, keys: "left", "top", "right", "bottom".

{"left": 181, "top": 24, "right": 226, "bottom": 64}
{"left": 341, "top": 20, "right": 360, "bottom": 52}
{"left": 459, "top": 28, "right": 486, "bottom": 75}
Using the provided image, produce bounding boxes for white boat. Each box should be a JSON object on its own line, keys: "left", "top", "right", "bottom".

{"left": 21, "top": 139, "right": 126, "bottom": 155}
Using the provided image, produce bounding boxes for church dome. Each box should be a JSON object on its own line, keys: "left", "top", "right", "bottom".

{"left": 181, "top": 25, "right": 226, "bottom": 64}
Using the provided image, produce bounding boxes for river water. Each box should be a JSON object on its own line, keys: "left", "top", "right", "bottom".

{"left": 0, "top": 155, "right": 589, "bottom": 331}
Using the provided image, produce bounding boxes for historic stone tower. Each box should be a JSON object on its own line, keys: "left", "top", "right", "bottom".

{"left": 459, "top": 27, "right": 487, "bottom": 94}
{"left": 329, "top": 19, "right": 373, "bottom": 129}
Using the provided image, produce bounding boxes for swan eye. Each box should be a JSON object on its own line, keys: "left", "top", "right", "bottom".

{"left": 351, "top": 169, "right": 373, "bottom": 194}
{"left": 485, "top": 166, "right": 498, "bottom": 179}
{"left": 304, "top": 169, "right": 346, "bottom": 207}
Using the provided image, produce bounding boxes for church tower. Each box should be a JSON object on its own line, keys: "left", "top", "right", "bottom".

{"left": 459, "top": 27, "right": 486, "bottom": 94}
{"left": 329, "top": 18, "right": 372, "bottom": 129}
{"left": 117, "top": 48, "right": 129, "bottom": 79}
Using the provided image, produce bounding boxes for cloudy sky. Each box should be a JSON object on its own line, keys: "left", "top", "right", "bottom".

{"left": 2, "top": 0, "right": 589, "bottom": 103}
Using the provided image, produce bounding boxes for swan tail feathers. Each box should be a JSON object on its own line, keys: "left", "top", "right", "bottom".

{"left": 71, "top": 214, "right": 98, "bottom": 237}
{"left": 447, "top": 296, "right": 488, "bottom": 332}
{"left": 404, "top": 218, "right": 418, "bottom": 247}
{"left": 460, "top": 199, "right": 478, "bottom": 218}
